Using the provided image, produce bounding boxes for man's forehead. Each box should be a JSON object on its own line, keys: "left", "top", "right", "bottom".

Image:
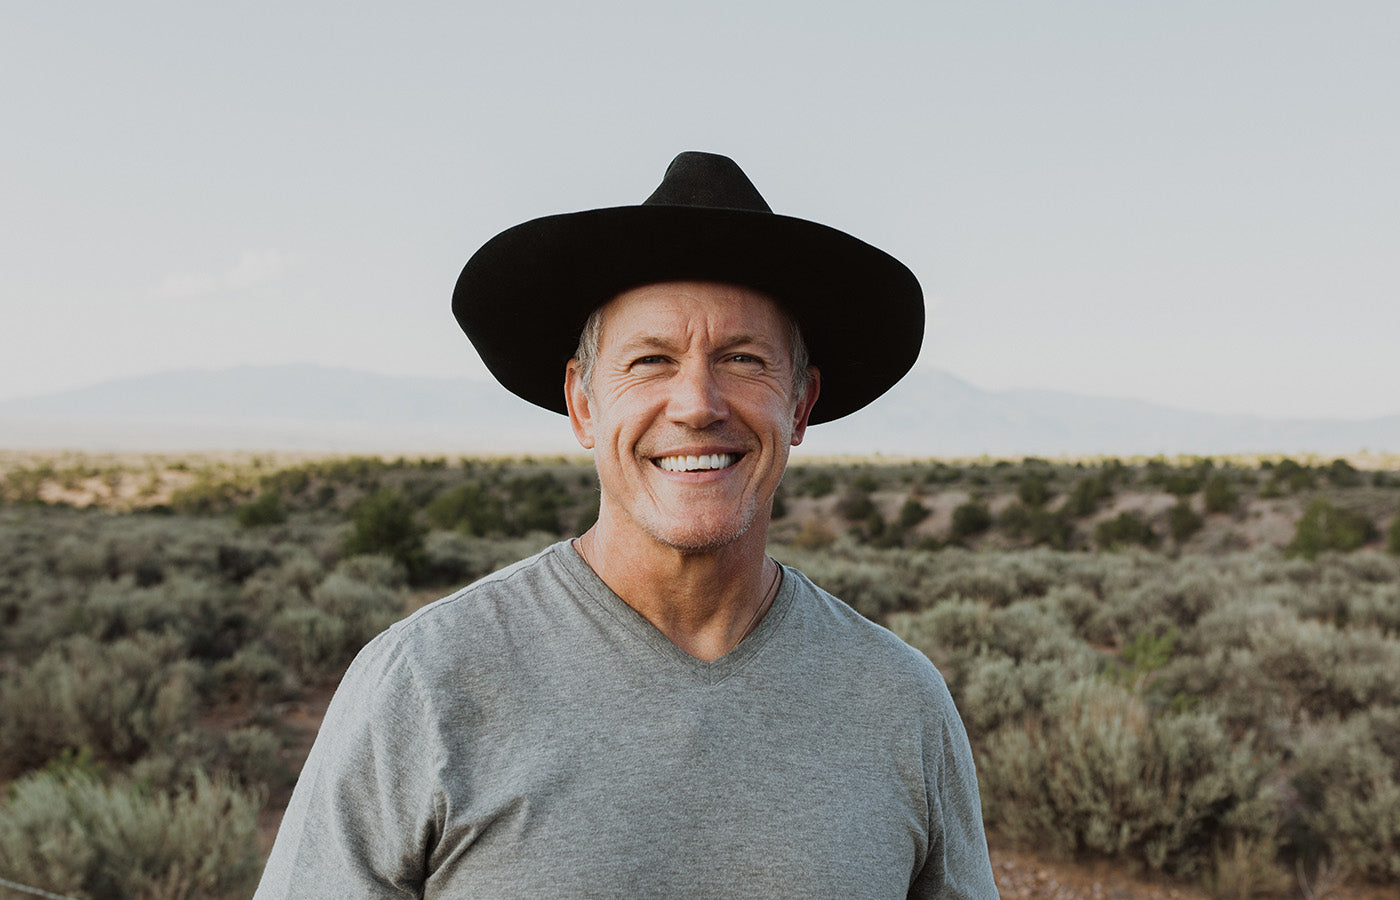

{"left": 596, "top": 281, "right": 789, "bottom": 338}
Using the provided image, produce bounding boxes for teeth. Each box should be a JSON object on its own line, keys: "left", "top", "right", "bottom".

{"left": 655, "top": 453, "right": 736, "bottom": 472}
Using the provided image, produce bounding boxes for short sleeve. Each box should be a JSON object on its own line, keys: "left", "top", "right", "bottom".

{"left": 253, "top": 631, "right": 442, "bottom": 899}
{"left": 908, "top": 677, "right": 999, "bottom": 899}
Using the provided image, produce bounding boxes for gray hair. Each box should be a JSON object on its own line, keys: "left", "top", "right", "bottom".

{"left": 572, "top": 302, "right": 811, "bottom": 406}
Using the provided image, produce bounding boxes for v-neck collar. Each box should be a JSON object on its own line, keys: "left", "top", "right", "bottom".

{"left": 551, "top": 540, "right": 796, "bottom": 686}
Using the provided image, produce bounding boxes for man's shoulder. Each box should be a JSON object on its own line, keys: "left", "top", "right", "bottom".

{"left": 402, "top": 540, "right": 569, "bottom": 624}
{"left": 782, "top": 565, "right": 947, "bottom": 686}
{"left": 354, "top": 540, "right": 576, "bottom": 673}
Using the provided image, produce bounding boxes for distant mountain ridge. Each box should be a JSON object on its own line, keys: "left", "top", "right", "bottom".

{"left": 3, "top": 364, "right": 1398, "bottom": 456}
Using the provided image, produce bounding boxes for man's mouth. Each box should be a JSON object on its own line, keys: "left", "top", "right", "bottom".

{"left": 653, "top": 453, "right": 740, "bottom": 473}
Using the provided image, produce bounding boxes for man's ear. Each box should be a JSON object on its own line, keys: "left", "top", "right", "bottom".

{"left": 790, "top": 366, "right": 821, "bottom": 447}
{"left": 564, "top": 360, "right": 596, "bottom": 450}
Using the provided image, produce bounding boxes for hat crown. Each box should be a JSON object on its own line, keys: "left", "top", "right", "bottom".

{"left": 643, "top": 151, "right": 773, "bottom": 213}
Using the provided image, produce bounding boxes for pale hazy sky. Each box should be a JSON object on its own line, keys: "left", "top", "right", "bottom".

{"left": 3, "top": 1, "right": 1396, "bottom": 419}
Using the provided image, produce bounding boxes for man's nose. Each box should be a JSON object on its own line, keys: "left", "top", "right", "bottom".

{"left": 666, "top": 361, "right": 728, "bottom": 428}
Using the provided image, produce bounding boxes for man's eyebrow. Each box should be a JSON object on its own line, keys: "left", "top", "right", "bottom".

{"left": 613, "top": 334, "right": 680, "bottom": 355}
{"left": 614, "top": 333, "right": 780, "bottom": 353}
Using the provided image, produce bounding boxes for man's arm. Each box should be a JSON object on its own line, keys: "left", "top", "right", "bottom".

{"left": 909, "top": 679, "right": 1000, "bottom": 900}
{"left": 254, "top": 633, "right": 439, "bottom": 899}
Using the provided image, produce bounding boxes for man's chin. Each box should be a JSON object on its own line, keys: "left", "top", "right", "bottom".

{"left": 643, "top": 512, "right": 758, "bottom": 554}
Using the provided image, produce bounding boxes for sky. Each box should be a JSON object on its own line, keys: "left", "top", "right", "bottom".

{"left": 2, "top": 1, "right": 1397, "bottom": 421}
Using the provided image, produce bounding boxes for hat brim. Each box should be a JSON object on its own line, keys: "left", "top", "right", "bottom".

{"left": 452, "top": 204, "right": 923, "bottom": 425}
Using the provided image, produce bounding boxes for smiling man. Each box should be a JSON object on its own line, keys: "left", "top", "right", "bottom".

{"left": 255, "top": 153, "right": 998, "bottom": 899}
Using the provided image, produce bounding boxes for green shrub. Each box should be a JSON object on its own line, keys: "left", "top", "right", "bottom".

{"left": 1324, "top": 458, "right": 1363, "bottom": 487}
{"left": 234, "top": 490, "right": 287, "bottom": 527}
{"left": 1168, "top": 500, "right": 1203, "bottom": 544}
{"left": 0, "top": 768, "right": 262, "bottom": 900}
{"left": 210, "top": 643, "right": 292, "bottom": 706}
{"left": 797, "top": 471, "right": 835, "bottom": 498}
{"left": 260, "top": 466, "right": 310, "bottom": 497}
{"left": 1026, "top": 508, "right": 1074, "bottom": 550}
{"left": 1156, "top": 608, "right": 1400, "bottom": 733}
{"left": 420, "top": 532, "right": 560, "bottom": 591}
{"left": 504, "top": 473, "right": 569, "bottom": 535}
{"left": 1203, "top": 474, "right": 1238, "bottom": 514}
{"left": 1286, "top": 498, "right": 1376, "bottom": 559}
{"left": 956, "top": 655, "right": 1088, "bottom": 738}
{"left": 1017, "top": 475, "right": 1051, "bottom": 508}
{"left": 1162, "top": 473, "right": 1201, "bottom": 497}
{"left": 949, "top": 500, "right": 992, "bottom": 542}
{"left": 998, "top": 500, "right": 1031, "bottom": 538}
{"left": 851, "top": 472, "right": 879, "bottom": 493}
{"left": 1062, "top": 476, "right": 1111, "bottom": 517}
{"left": 0, "top": 632, "right": 201, "bottom": 775}
{"left": 835, "top": 489, "right": 877, "bottom": 522}
{"left": 1271, "top": 458, "right": 1316, "bottom": 493}
{"left": 1120, "top": 626, "right": 1178, "bottom": 680}
{"left": 1388, "top": 513, "right": 1400, "bottom": 556}
{"left": 1095, "top": 511, "right": 1158, "bottom": 550}
{"left": 896, "top": 497, "right": 930, "bottom": 530}
{"left": 1287, "top": 714, "right": 1400, "bottom": 880}
{"left": 344, "top": 488, "right": 427, "bottom": 579}
{"left": 976, "top": 679, "right": 1278, "bottom": 878}
{"left": 129, "top": 726, "right": 287, "bottom": 798}
{"left": 834, "top": 488, "right": 886, "bottom": 542}
{"left": 310, "top": 560, "right": 404, "bottom": 647}
{"left": 267, "top": 606, "right": 351, "bottom": 681}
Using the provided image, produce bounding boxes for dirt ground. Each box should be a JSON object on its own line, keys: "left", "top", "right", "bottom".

{"left": 989, "top": 844, "right": 1208, "bottom": 900}
{"left": 987, "top": 844, "right": 1395, "bottom": 900}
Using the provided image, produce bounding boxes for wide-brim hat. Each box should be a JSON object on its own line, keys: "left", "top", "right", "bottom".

{"left": 452, "top": 151, "right": 923, "bottom": 425}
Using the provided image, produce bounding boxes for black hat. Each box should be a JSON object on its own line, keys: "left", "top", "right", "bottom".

{"left": 452, "top": 151, "right": 923, "bottom": 425}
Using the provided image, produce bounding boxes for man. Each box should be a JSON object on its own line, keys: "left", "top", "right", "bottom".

{"left": 255, "top": 152, "right": 998, "bottom": 898}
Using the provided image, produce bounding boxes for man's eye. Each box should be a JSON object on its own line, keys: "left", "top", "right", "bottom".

{"left": 730, "top": 354, "right": 763, "bottom": 365}
{"left": 633, "top": 355, "right": 667, "bottom": 366}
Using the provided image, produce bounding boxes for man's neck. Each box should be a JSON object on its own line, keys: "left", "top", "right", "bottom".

{"left": 576, "top": 517, "right": 776, "bottom": 662}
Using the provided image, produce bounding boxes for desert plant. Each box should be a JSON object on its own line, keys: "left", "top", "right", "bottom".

{"left": 796, "top": 470, "right": 835, "bottom": 498}
{"left": 1169, "top": 500, "right": 1204, "bottom": 544}
{"left": 790, "top": 516, "right": 838, "bottom": 550}
{"left": 267, "top": 606, "right": 351, "bottom": 681}
{"left": 949, "top": 500, "right": 993, "bottom": 542}
{"left": 1287, "top": 714, "right": 1400, "bottom": 880}
{"left": 1203, "top": 474, "right": 1238, "bottom": 514}
{"left": 504, "top": 472, "right": 570, "bottom": 535}
{"left": 210, "top": 643, "right": 292, "bottom": 707}
{"left": 1095, "top": 511, "right": 1158, "bottom": 550}
{"left": 896, "top": 497, "right": 931, "bottom": 530}
{"left": 977, "top": 678, "right": 1278, "bottom": 878}
{"left": 309, "top": 559, "right": 405, "bottom": 648}
{"left": 1062, "top": 475, "right": 1111, "bottom": 517}
{"left": 0, "top": 632, "right": 201, "bottom": 775}
{"left": 1162, "top": 473, "right": 1202, "bottom": 497}
{"left": 1271, "top": 458, "right": 1317, "bottom": 493}
{"left": 1324, "top": 458, "right": 1363, "bottom": 487}
{"left": 835, "top": 488, "right": 878, "bottom": 522}
{"left": 1017, "top": 475, "right": 1051, "bottom": 508}
{"left": 1286, "top": 498, "right": 1376, "bottom": 560}
{"left": 344, "top": 487, "right": 427, "bottom": 579}
{"left": 0, "top": 768, "right": 262, "bottom": 900}
{"left": 234, "top": 490, "right": 287, "bottom": 527}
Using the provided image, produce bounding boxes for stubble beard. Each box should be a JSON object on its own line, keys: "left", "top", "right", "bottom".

{"left": 600, "top": 479, "right": 769, "bottom": 555}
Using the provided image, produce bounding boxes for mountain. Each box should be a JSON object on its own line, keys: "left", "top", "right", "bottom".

{"left": 2, "top": 364, "right": 1398, "bottom": 456}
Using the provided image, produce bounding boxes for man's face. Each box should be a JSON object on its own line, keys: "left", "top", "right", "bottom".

{"left": 565, "top": 281, "right": 820, "bottom": 554}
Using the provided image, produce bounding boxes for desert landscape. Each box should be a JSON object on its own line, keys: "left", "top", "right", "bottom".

{"left": 2, "top": 450, "right": 1398, "bottom": 898}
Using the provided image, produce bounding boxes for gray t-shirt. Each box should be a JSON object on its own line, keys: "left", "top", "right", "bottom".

{"left": 255, "top": 542, "right": 997, "bottom": 899}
